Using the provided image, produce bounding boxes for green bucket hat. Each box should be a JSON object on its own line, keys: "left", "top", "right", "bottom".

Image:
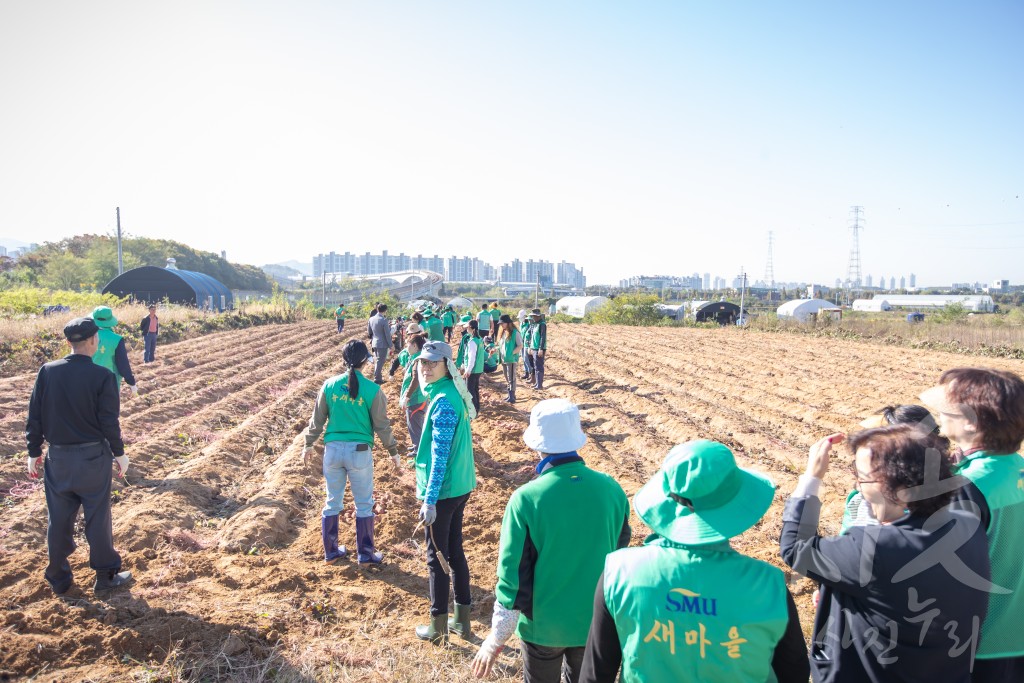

{"left": 91, "top": 306, "right": 118, "bottom": 329}
{"left": 633, "top": 440, "right": 775, "bottom": 546}
{"left": 459, "top": 314, "right": 472, "bottom": 324}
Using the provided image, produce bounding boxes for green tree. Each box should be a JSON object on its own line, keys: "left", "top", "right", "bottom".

{"left": 585, "top": 293, "right": 663, "bottom": 326}
{"left": 41, "top": 252, "right": 90, "bottom": 290}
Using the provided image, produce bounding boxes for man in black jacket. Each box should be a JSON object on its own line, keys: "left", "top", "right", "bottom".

{"left": 140, "top": 304, "right": 159, "bottom": 363}
{"left": 26, "top": 317, "right": 133, "bottom": 596}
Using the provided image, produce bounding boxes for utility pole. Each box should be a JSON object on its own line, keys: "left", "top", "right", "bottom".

{"left": 738, "top": 267, "right": 747, "bottom": 325}
{"left": 846, "top": 206, "right": 864, "bottom": 303}
{"left": 116, "top": 207, "right": 124, "bottom": 275}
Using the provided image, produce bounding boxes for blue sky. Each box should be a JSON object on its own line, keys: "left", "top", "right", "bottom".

{"left": 1, "top": 1, "right": 1021, "bottom": 286}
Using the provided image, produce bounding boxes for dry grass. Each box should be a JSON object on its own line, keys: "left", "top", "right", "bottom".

{"left": 746, "top": 312, "right": 1024, "bottom": 358}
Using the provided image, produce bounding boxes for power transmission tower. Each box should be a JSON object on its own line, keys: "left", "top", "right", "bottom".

{"left": 846, "top": 206, "right": 864, "bottom": 294}
{"left": 764, "top": 231, "right": 775, "bottom": 290}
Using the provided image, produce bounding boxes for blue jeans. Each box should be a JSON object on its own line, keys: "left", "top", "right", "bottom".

{"left": 321, "top": 441, "right": 374, "bottom": 518}
{"left": 143, "top": 332, "right": 157, "bottom": 362}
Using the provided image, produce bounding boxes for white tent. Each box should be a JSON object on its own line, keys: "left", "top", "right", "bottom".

{"left": 852, "top": 299, "right": 890, "bottom": 312}
{"left": 446, "top": 296, "right": 474, "bottom": 310}
{"left": 777, "top": 299, "right": 840, "bottom": 322}
{"left": 555, "top": 295, "right": 609, "bottom": 318}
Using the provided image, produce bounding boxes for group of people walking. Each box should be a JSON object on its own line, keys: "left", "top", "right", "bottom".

{"left": 25, "top": 303, "right": 1024, "bottom": 683}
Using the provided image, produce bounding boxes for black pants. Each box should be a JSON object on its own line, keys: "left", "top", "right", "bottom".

{"left": 443, "top": 326, "right": 453, "bottom": 342}
{"left": 44, "top": 442, "right": 121, "bottom": 592}
{"left": 425, "top": 493, "right": 471, "bottom": 615}
{"left": 466, "top": 372, "right": 481, "bottom": 412}
{"left": 522, "top": 641, "right": 585, "bottom": 683}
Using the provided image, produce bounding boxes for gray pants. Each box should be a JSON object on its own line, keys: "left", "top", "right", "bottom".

{"left": 406, "top": 401, "right": 427, "bottom": 452}
{"left": 372, "top": 346, "right": 389, "bottom": 382}
{"left": 43, "top": 442, "right": 121, "bottom": 592}
{"left": 522, "top": 641, "right": 585, "bottom": 683}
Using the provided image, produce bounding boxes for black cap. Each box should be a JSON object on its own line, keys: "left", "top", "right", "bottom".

{"left": 499, "top": 314, "right": 514, "bottom": 324}
{"left": 64, "top": 317, "right": 99, "bottom": 342}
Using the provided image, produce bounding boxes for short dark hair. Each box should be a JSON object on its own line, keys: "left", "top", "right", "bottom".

{"left": 847, "top": 424, "right": 955, "bottom": 517}
{"left": 377, "top": 304, "right": 388, "bottom": 313}
{"left": 940, "top": 367, "right": 1024, "bottom": 454}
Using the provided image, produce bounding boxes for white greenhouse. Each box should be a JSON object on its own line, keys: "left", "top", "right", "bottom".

{"left": 852, "top": 299, "right": 891, "bottom": 312}
{"left": 881, "top": 295, "right": 994, "bottom": 313}
{"left": 777, "top": 299, "right": 842, "bottom": 322}
{"left": 555, "top": 295, "right": 609, "bottom": 318}
{"left": 445, "top": 296, "right": 474, "bottom": 310}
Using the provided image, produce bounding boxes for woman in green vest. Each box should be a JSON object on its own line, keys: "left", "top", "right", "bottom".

{"left": 495, "top": 314, "right": 523, "bottom": 403}
{"left": 455, "top": 314, "right": 473, "bottom": 369}
{"left": 581, "top": 441, "right": 809, "bottom": 683}
{"left": 921, "top": 368, "right": 1024, "bottom": 680}
{"left": 402, "top": 340, "right": 478, "bottom": 644}
{"left": 441, "top": 305, "right": 456, "bottom": 343}
{"left": 90, "top": 306, "right": 139, "bottom": 397}
{"left": 461, "top": 320, "right": 486, "bottom": 413}
{"left": 301, "top": 340, "right": 401, "bottom": 565}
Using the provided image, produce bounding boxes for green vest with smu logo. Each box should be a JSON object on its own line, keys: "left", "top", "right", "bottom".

{"left": 94, "top": 328, "right": 123, "bottom": 386}
{"left": 321, "top": 372, "right": 380, "bottom": 445}
{"left": 415, "top": 376, "right": 476, "bottom": 501}
{"left": 603, "top": 538, "right": 788, "bottom": 683}
{"left": 955, "top": 451, "right": 1024, "bottom": 658}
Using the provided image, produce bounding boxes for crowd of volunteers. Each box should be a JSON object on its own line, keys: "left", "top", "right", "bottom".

{"left": 25, "top": 299, "right": 1024, "bottom": 683}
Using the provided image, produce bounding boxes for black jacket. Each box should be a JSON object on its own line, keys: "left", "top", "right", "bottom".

{"left": 26, "top": 354, "right": 124, "bottom": 457}
{"left": 140, "top": 314, "right": 159, "bottom": 335}
{"left": 780, "top": 496, "right": 990, "bottom": 683}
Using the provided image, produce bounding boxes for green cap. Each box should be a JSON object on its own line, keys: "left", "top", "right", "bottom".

{"left": 459, "top": 314, "right": 472, "bottom": 324}
{"left": 633, "top": 441, "right": 775, "bottom": 546}
{"left": 91, "top": 306, "right": 118, "bottom": 329}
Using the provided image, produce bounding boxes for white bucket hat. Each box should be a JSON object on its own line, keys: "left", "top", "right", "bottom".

{"left": 523, "top": 399, "right": 587, "bottom": 453}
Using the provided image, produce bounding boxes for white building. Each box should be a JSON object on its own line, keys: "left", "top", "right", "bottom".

{"left": 852, "top": 299, "right": 891, "bottom": 312}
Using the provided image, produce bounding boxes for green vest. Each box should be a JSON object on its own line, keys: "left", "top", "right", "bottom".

{"left": 490, "top": 308, "right": 501, "bottom": 322}
{"left": 94, "top": 328, "right": 123, "bottom": 386}
{"left": 442, "top": 310, "right": 455, "bottom": 327}
{"left": 468, "top": 336, "right": 486, "bottom": 373}
{"left": 321, "top": 372, "right": 381, "bottom": 445}
{"left": 955, "top": 451, "right": 1024, "bottom": 658}
{"left": 400, "top": 351, "right": 426, "bottom": 407}
{"left": 456, "top": 332, "right": 470, "bottom": 368}
{"left": 495, "top": 460, "right": 629, "bottom": 646}
{"left": 603, "top": 538, "right": 788, "bottom": 682}
{"left": 499, "top": 329, "right": 521, "bottom": 363}
{"left": 477, "top": 310, "right": 490, "bottom": 326}
{"left": 334, "top": 306, "right": 345, "bottom": 320}
{"left": 415, "top": 377, "right": 476, "bottom": 501}
{"left": 426, "top": 317, "right": 444, "bottom": 341}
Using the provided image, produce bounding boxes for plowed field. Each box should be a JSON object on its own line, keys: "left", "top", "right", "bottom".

{"left": 3, "top": 321, "right": 1023, "bottom": 681}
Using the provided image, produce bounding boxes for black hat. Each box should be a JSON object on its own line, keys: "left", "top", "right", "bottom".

{"left": 499, "top": 314, "right": 514, "bottom": 324}
{"left": 64, "top": 317, "right": 99, "bottom": 342}
{"left": 531, "top": 308, "right": 542, "bottom": 315}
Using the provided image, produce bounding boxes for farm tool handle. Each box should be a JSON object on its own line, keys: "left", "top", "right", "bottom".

{"left": 413, "top": 520, "right": 452, "bottom": 575}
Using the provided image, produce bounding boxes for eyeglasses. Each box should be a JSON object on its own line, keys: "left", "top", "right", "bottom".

{"left": 852, "top": 464, "right": 878, "bottom": 486}
{"left": 419, "top": 359, "right": 442, "bottom": 367}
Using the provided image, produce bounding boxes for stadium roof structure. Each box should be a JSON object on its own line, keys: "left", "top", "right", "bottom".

{"left": 103, "top": 265, "right": 233, "bottom": 311}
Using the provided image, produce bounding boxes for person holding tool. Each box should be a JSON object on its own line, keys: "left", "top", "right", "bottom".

{"left": 402, "top": 341, "right": 478, "bottom": 644}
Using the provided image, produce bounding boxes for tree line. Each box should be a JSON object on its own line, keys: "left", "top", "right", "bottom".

{"left": 0, "top": 234, "right": 272, "bottom": 292}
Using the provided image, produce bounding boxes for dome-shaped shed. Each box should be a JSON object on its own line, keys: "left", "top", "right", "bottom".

{"left": 103, "top": 266, "right": 233, "bottom": 311}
